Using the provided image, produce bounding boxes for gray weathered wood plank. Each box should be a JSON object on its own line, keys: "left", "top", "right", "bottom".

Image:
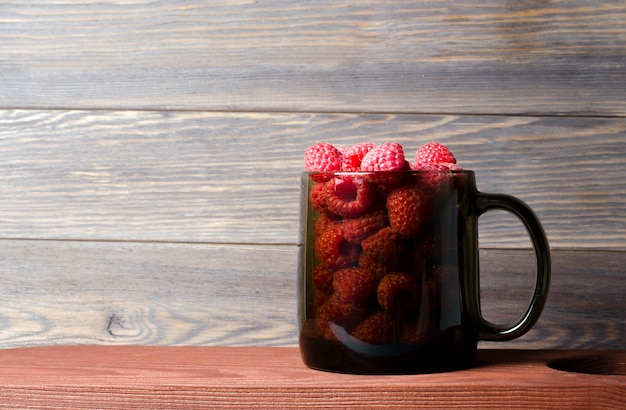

{"left": 0, "top": 241, "right": 623, "bottom": 350}
{"left": 1, "top": 110, "right": 624, "bottom": 249}
{"left": 0, "top": 240, "right": 297, "bottom": 347}
{"left": 2, "top": 1, "right": 625, "bottom": 115}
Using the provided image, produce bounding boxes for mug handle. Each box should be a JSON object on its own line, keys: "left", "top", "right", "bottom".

{"left": 473, "top": 192, "right": 551, "bottom": 341}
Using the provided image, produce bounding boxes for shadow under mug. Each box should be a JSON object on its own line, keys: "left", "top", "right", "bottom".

{"left": 298, "top": 170, "right": 551, "bottom": 374}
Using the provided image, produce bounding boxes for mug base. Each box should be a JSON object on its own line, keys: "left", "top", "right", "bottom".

{"left": 299, "top": 329, "right": 477, "bottom": 375}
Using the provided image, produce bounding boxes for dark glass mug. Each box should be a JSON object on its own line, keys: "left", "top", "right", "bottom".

{"left": 298, "top": 170, "right": 550, "bottom": 374}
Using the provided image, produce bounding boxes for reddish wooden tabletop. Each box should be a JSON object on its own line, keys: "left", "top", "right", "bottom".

{"left": 0, "top": 346, "right": 623, "bottom": 408}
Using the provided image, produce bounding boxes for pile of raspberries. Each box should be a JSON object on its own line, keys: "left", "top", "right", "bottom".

{"left": 304, "top": 142, "right": 463, "bottom": 345}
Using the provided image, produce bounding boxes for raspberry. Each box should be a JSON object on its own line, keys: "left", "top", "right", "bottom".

{"left": 304, "top": 142, "right": 342, "bottom": 182}
{"left": 418, "top": 162, "right": 462, "bottom": 172}
{"left": 371, "top": 166, "right": 412, "bottom": 198}
{"left": 415, "top": 162, "right": 463, "bottom": 193}
{"left": 325, "top": 176, "right": 376, "bottom": 218}
{"left": 414, "top": 142, "right": 456, "bottom": 167}
{"left": 386, "top": 186, "right": 428, "bottom": 237}
{"left": 341, "top": 143, "right": 376, "bottom": 171}
{"left": 314, "top": 223, "right": 360, "bottom": 268}
{"left": 342, "top": 208, "right": 388, "bottom": 244}
{"left": 336, "top": 145, "right": 349, "bottom": 156}
{"left": 312, "top": 264, "right": 335, "bottom": 294}
{"left": 400, "top": 322, "right": 435, "bottom": 344}
{"left": 315, "top": 289, "right": 331, "bottom": 307}
{"left": 349, "top": 311, "right": 396, "bottom": 345}
{"left": 360, "top": 226, "right": 401, "bottom": 257}
{"left": 377, "top": 272, "right": 420, "bottom": 314}
{"left": 318, "top": 293, "right": 370, "bottom": 332}
{"left": 333, "top": 267, "right": 377, "bottom": 303}
{"left": 309, "top": 181, "right": 332, "bottom": 216}
{"left": 360, "top": 226, "right": 404, "bottom": 278}
{"left": 314, "top": 213, "right": 339, "bottom": 239}
{"left": 360, "top": 142, "right": 406, "bottom": 172}
{"left": 357, "top": 253, "right": 388, "bottom": 281}
{"left": 315, "top": 306, "right": 338, "bottom": 341}
{"left": 406, "top": 235, "right": 433, "bottom": 276}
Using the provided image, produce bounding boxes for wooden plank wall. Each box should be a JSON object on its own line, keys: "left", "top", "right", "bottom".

{"left": 0, "top": 1, "right": 624, "bottom": 350}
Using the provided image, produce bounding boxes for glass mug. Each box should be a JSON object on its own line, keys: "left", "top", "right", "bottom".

{"left": 298, "top": 170, "right": 550, "bottom": 374}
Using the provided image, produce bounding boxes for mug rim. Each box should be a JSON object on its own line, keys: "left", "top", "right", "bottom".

{"left": 302, "top": 170, "right": 474, "bottom": 176}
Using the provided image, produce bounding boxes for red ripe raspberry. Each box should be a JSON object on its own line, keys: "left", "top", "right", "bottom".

{"left": 357, "top": 253, "right": 388, "bottom": 281}
{"left": 386, "top": 186, "right": 428, "bottom": 237}
{"left": 360, "top": 226, "right": 403, "bottom": 278}
{"left": 342, "top": 208, "right": 388, "bottom": 244}
{"left": 414, "top": 142, "right": 456, "bottom": 167}
{"left": 377, "top": 272, "right": 420, "bottom": 314}
{"left": 309, "top": 181, "right": 332, "bottom": 216}
{"left": 401, "top": 322, "right": 435, "bottom": 344}
{"left": 314, "top": 223, "right": 360, "bottom": 268}
{"left": 325, "top": 176, "right": 376, "bottom": 218}
{"left": 315, "top": 305, "right": 338, "bottom": 341}
{"left": 333, "top": 267, "right": 377, "bottom": 303}
{"left": 350, "top": 311, "right": 396, "bottom": 345}
{"left": 314, "top": 213, "right": 339, "bottom": 239}
{"left": 318, "top": 293, "right": 370, "bottom": 331}
{"left": 304, "top": 142, "right": 342, "bottom": 182}
{"left": 312, "top": 264, "right": 335, "bottom": 294}
{"left": 315, "top": 289, "right": 331, "bottom": 307}
{"left": 360, "top": 142, "right": 406, "bottom": 172}
{"left": 341, "top": 143, "right": 376, "bottom": 171}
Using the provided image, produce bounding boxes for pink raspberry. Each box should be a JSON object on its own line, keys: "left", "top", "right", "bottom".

{"left": 304, "top": 142, "right": 342, "bottom": 182}
{"left": 415, "top": 162, "right": 463, "bottom": 192}
{"left": 360, "top": 142, "right": 406, "bottom": 172}
{"left": 418, "top": 162, "right": 461, "bottom": 171}
{"left": 341, "top": 143, "right": 376, "bottom": 171}
{"left": 414, "top": 142, "right": 456, "bottom": 167}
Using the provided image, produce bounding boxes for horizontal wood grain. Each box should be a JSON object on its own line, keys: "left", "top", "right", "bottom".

{"left": 0, "top": 241, "right": 624, "bottom": 350}
{"left": 1, "top": 110, "right": 625, "bottom": 249}
{"left": 479, "top": 249, "right": 626, "bottom": 350}
{"left": 0, "top": 346, "right": 624, "bottom": 408}
{"left": 0, "top": 240, "right": 297, "bottom": 348}
{"left": 1, "top": 1, "right": 625, "bottom": 115}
